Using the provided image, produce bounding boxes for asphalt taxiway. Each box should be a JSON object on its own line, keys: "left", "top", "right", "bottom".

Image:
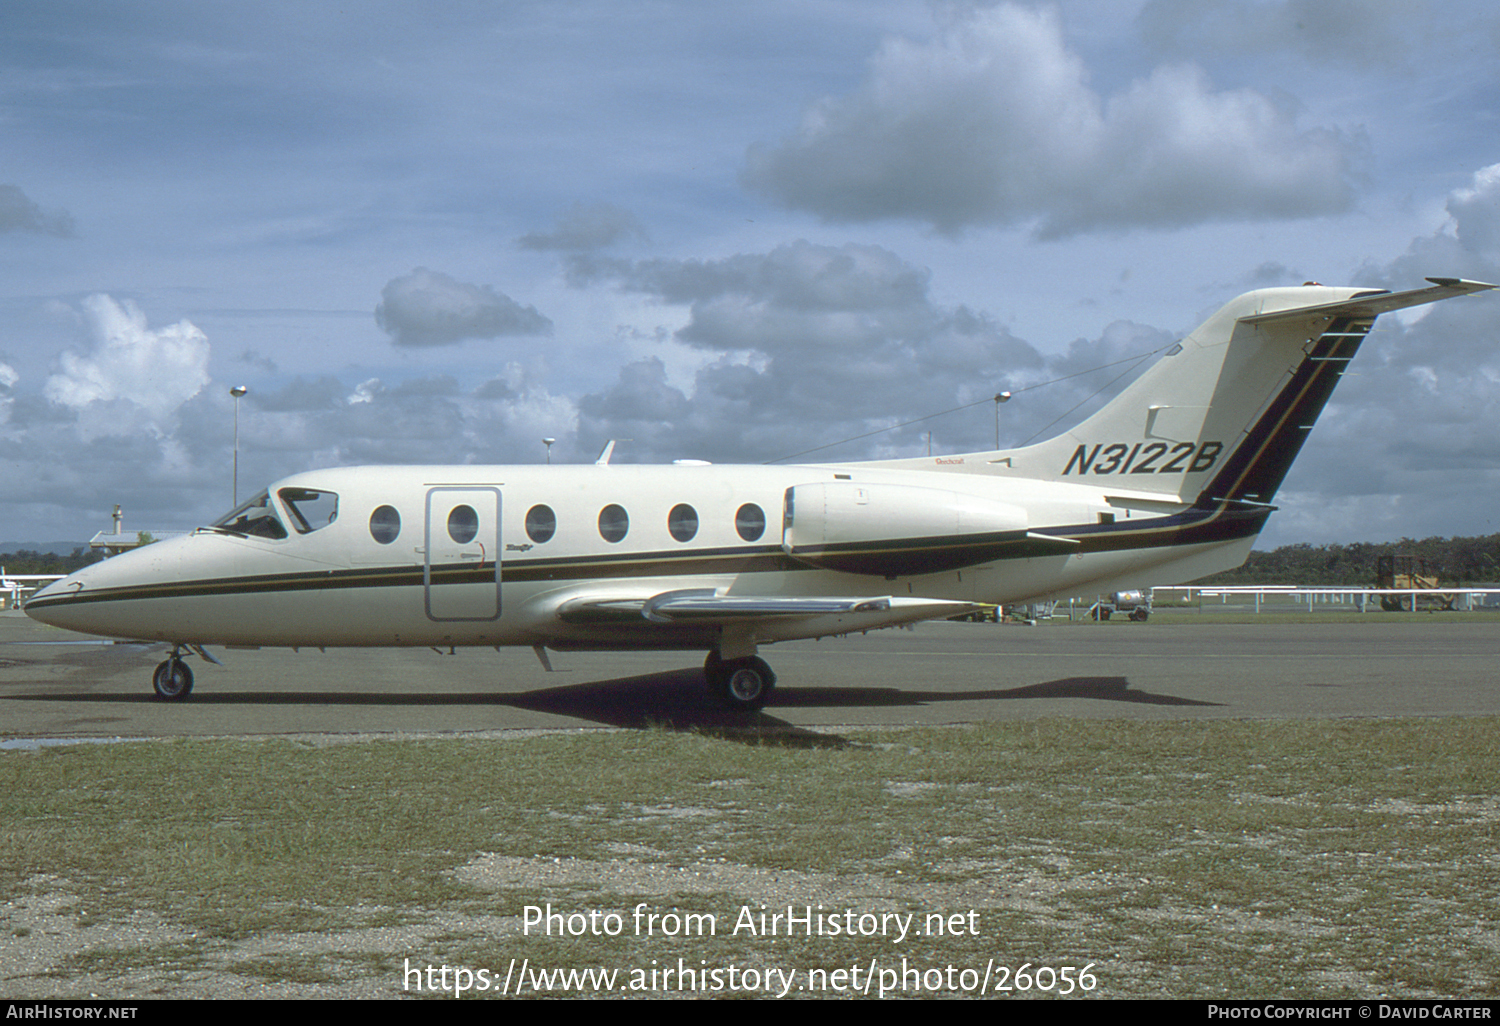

{"left": 3, "top": 609, "right": 1497, "bottom": 739}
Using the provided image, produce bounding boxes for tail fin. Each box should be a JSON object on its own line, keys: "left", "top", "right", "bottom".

{"left": 986, "top": 278, "right": 1494, "bottom": 506}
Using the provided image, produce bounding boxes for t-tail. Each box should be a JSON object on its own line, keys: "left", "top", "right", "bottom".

{"left": 974, "top": 278, "right": 1495, "bottom": 511}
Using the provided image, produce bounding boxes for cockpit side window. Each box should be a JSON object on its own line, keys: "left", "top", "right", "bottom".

{"left": 211, "top": 491, "right": 288, "bottom": 540}
{"left": 278, "top": 488, "right": 340, "bottom": 534}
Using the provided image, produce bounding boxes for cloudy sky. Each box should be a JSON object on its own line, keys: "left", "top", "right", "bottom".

{"left": 2, "top": 0, "right": 1499, "bottom": 550}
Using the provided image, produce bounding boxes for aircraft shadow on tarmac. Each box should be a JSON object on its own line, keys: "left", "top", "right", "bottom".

{"left": 5, "top": 666, "right": 1221, "bottom": 745}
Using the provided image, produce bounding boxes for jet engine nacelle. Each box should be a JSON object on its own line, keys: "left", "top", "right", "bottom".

{"left": 781, "top": 481, "right": 1029, "bottom": 577}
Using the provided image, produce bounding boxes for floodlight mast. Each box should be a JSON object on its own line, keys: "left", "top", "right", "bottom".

{"left": 993, "top": 391, "right": 1011, "bottom": 449}
{"left": 230, "top": 386, "right": 249, "bottom": 506}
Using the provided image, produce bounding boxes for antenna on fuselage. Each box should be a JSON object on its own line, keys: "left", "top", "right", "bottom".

{"left": 594, "top": 439, "right": 631, "bottom": 466}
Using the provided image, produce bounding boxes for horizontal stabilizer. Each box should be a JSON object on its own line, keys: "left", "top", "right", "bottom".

{"left": 1241, "top": 278, "right": 1496, "bottom": 326}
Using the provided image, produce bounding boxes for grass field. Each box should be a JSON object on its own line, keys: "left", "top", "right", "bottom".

{"left": 3, "top": 717, "right": 1497, "bottom": 999}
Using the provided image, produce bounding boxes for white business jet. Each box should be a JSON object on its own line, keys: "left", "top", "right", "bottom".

{"left": 24, "top": 278, "right": 1496, "bottom": 709}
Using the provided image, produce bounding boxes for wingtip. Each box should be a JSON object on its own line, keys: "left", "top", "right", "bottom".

{"left": 1425, "top": 277, "right": 1498, "bottom": 291}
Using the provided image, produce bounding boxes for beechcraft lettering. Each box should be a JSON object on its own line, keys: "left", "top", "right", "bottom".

{"left": 1062, "top": 441, "right": 1224, "bottom": 477}
{"left": 23, "top": 277, "right": 1497, "bottom": 710}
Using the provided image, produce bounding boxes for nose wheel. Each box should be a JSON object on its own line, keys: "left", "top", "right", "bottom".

{"left": 704, "top": 652, "right": 776, "bottom": 712}
{"left": 152, "top": 652, "right": 195, "bottom": 701}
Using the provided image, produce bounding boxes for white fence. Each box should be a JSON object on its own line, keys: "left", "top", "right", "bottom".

{"left": 1150, "top": 585, "right": 1500, "bottom": 612}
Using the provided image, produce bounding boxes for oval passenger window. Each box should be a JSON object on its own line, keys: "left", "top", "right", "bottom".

{"left": 447, "top": 504, "right": 479, "bottom": 544}
{"left": 667, "top": 503, "right": 698, "bottom": 542}
{"left": 526, "top": 504, "right": 557, "bottom": 544}
{"left": 369, "top": 505, "right": 401, "bottom": 544}
{"left": 735, "top": 503, "right": 766, "bottom": 542}
{"left": 598, "top": 504, "right": 629, "bottom": 543}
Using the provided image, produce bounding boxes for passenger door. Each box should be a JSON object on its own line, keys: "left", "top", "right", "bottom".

{"left": 423, "top": 487, "right": 501, "bottom": 621}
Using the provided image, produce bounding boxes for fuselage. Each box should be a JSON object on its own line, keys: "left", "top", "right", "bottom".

{"left": 23, "top": 458, "right": 1250, "bottom": 650}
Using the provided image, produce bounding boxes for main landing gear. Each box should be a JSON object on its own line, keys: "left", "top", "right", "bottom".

{"left": 704, "top": 651, "right": 776, "bottom": 712}
{"left": 152, "top": 649, "right": 194, "bottom": 701}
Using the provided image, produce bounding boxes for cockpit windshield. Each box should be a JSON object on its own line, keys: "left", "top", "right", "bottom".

{"left": 209, "top": 491, "right": 288, "bottom": 540}
{"left": 278, "top": 488, "right": 339, "bottom": 534}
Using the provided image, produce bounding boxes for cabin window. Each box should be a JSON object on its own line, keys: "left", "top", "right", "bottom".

{"left": 598, "top": 504, "right": 629, "bottom": 543}
{"left": 279, "top": 488, "right": 339, "bottom": 534}
{"left": 211, "top": 491, "right": 287, "bottom": 540}
{"left": 735, "top": 503, "right": 766, "bottom": 542}
{"left": 667, "top": 503, "right": 699, "bottom": 542}
{"left": 369, "top": 505, "right": 401, "bottom": 544}
{"left": 525, "top": 504, "right": 557, "bottom": 543}
{"left": 447, "top": 504, "right": 479, "bottom": 544}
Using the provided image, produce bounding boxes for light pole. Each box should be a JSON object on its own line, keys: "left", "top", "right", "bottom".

{"left": 230, "top": 386, "right": 248, "bottom": 506}
{"left": 993, "top": 391, "right": 1011, "bottom": 449}
{"left": 543, "top": 437, "right": 555, "bottom": 464}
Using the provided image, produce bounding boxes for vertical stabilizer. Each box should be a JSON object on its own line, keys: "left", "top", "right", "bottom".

{"left": 926, "top": 278, "right": 1494, "bottom": 506}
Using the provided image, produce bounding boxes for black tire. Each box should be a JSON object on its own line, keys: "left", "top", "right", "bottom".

{"left": 152, "top": 658, "right": 194, "bottom": 701}
{"left": 1129, "top": 607, "right": 1150, "bottom": 622}
{"left": 705, "top": 653, "right": 775, "bottom": 712}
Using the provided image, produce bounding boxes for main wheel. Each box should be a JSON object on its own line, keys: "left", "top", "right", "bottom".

{"left": 152, "top": 659, "right": 194, "bottom": 701}
{"left": 705, "top": 653, "right": 776, "bottom": 712}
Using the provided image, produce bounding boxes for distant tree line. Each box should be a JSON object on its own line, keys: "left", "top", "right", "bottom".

{"left": 1200, "top": 533, "right": 1500, "bottom": 587}
{"left": 0, "top": 548, "right": 105, "bottom": 575}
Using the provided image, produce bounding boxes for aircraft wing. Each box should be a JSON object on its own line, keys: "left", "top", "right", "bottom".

{"left": 1241, "top": 278, "right": 1496, "bottom": 326}
{"left": 555, "top": 589, "right": 977, "bottom": 627}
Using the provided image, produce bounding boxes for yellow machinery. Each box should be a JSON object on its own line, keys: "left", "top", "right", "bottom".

{"left": 1376, "top": 554, "right": 1455, "bottom": 611}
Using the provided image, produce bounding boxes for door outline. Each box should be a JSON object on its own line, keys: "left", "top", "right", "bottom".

{"left": 423, "top": 486, "right": 501, "bottom": 622}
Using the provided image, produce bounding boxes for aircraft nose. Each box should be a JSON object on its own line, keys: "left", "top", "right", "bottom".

{"left": 24, "top": 573, "right": 88, "bottom": 632}
{"left": 24, "top": 566, "right": 101, "bottom": 629}
{"left": 22, "top": 541, "right": 179, "bottom": 639}
{"left": 23, "top": 531, "right": 208, "bottom": 642}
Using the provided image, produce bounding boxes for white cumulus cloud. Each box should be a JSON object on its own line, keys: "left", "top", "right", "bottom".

{"left": 44, "top": 295, "right": 211, "bottom": 438}
{"left": 744, "top": 4, "right": 1360, "bottom": 237}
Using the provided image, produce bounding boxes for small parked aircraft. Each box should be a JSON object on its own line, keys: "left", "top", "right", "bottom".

{"left": 3, "top": 574, "right": 65, "bottom": 609}
{"left": 24, "top": 278, "right": 1495, "bottom": 708}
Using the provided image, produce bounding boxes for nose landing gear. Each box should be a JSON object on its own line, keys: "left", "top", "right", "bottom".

{"left": 150, "top": 644, "right": 219, "bottom": 700}
{"left": 152, "top": 650, "right": 194, "bottom": 701}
